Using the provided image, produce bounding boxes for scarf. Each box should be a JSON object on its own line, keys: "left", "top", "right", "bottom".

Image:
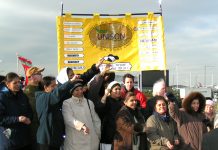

{"left": 153, "top": 111, "right": 170, "bottom": 123}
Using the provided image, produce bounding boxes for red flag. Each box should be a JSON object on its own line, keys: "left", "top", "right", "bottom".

{"left": 17, "top": 55, "right": 32, "bottom": 85}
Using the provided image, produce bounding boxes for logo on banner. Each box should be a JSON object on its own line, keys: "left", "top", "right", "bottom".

{"left": 89, "top": 22, "right": 133, "bottom": 49}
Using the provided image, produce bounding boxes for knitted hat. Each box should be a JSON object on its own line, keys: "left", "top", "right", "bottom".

{"left": 107, "top": 81, "right": 120, "bottom": 92}
{"left": 206, "top": 99, "right": 214, "bottom": 106}
{"left": 70, "top": 81, "right": 83, "bottom": 94}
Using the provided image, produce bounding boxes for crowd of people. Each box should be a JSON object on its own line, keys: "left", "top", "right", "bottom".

{"left": 0, "top": 59, "right": 217, "bottom": 150}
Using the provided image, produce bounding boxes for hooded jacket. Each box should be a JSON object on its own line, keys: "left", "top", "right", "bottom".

{"left": 169, "top": 92, "right": 207, "bottom": 150}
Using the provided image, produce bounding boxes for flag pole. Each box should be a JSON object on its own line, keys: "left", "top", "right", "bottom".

{"left": 16, "top": 53, "right": 19, "bottom": 74}
{"left": 159, "top": 0, "right": 163, "bottom": 16}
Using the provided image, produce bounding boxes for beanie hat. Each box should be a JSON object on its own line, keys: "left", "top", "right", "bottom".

{"left": 70, "top": 81, "right": 83, "bottom": 94}
{"left": 107, "top": 81, "right": 120, "bottom": 92}
{"left": 206, "top": 99, "right": 214, "bottom": 106}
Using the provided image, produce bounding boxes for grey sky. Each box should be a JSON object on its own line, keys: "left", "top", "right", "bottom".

{"left": 0, "top": 0, "right": 218, "bottom": 86}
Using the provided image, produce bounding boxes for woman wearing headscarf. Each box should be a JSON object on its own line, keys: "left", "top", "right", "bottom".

{"left": 146, "top": 96, "right": 179, "bottom": 150}
{"left": 168, "top": 92, "right": 207, "bottom": 150}
{"left": 0, "top": 72, "right": 33, "bottom": 149}
{"left": 62, "top": 81, "right": 101, "bottom": 150}
{"left": 99, "top": 81, "right": 123, "bottom": 150}
{"left": 56, "top": 58, "right": 105, "bottom": 101}
{"left": 113, "top": 92, "right": 148, "bottom": 150}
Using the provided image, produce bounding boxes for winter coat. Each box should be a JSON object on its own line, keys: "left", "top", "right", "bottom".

{"left": 146, "top": 112, "right": 179, "bottom": 150}
{"left": 113, "top": 105, "right": 147, "bottom": 150}
{"left": 0, "top": 83, "right": 33, "bottom": 150}
{"left": 100, "top": 96, "right": 123, "bottom": 144}
{"left": 169, "top": 92, "right": 207, "bottom": 150}
{"left": 87, "top": 74, "right": 107, "bottom": 120}
{"left": 35, "top": 81, "right": 75, "bottom": 147}
{"left": 62, "top": 96, "right": 101, "bottom": 150}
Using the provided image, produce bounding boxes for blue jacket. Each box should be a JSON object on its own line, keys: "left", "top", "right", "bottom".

{"left": 35, "top": 81, "right": 75, "bottom": 147}
{"left": 0, "top": 83, "right": 33, "bottom": 150}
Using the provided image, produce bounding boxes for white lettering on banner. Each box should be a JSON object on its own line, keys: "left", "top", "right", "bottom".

{"left": 138, "top": 45, "right": 158, "bottom": 49}
{"left": 138, "top": 32, "right": 158, "bottom": 37}
{"left": 64, "top": 28, "right": 83, "bottom": 32}
{"left": 99, "top": 63, "right": 132, "bottom": 71}
{"left": 63, "top": 22, "right": 83, "bottom": 26}
{"left": 136, "top": 27, "right": 158, "bottom": 31}
{"left": 64, "top": 48, "right": 83, "bottom": 51}
{"left": 64, "top": 60, "right": 84, "bottom": 64}
{"left": 64, "top": 54, "right": 84, "bottom": 58}
{"left": 64, "top": 41, "right": 83, "bottom": 45}
{"left": 69, "top": 66, "right": 85, "bottom": 70}
{"left": 138, "top": 21, "right": 157, "bottom": 25}
{"left": 64, "top": 35, "right": 83, "bottom": 38}
{"left": 139, "top": 39, "right": 158, "bottom": 43}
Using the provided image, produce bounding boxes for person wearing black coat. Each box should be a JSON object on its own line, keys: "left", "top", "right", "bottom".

{"left": 0, "top": 72, "right": 33, "bottom": 150}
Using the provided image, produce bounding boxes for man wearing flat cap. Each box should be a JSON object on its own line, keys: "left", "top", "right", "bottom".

{"left": 24, "top": 66, "right": 44, "bottom": 150}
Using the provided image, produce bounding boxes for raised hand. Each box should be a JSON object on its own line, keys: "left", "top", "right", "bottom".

{"left": 95, "top": 58, "right": 105, "bottom": 69}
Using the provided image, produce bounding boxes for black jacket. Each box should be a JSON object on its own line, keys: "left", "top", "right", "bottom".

{"left": 100, "top": 96, "right": 123, "bottom": 144}
{"left": 0, "top": 83, "right": 33, "bottom": 150}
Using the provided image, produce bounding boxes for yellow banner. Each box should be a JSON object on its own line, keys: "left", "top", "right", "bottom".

{"left": 56, "top": 13, "right": 166, "bottom": 73}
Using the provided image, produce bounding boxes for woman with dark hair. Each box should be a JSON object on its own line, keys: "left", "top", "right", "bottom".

{"left": 146, "top": 96, "right": 179, "bottom": 150}
{"left": 168, "top": 92, "right": 207, "bottom": 150}
{"left": 0, "top": 72, "right": 33, "bottom": 149}
{"left": 113, "top": 92, "right": 148, "bottom": 150}
{"left": 99, "top": 81, "right": 123, "bottom": 150}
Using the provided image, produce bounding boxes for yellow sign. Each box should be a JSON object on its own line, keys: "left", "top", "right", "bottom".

{"left": 56, "top": 13, "right": 166, "bottom": 73}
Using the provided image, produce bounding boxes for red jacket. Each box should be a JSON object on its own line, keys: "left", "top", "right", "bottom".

{"left": 121, "top": 87, "right": 147, "bottom": 109}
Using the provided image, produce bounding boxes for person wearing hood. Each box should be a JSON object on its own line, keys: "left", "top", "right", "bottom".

{"left": 56, "top": 58, "right": 104, "bottom": 102}
{"left": 168, "top": 92, "right": 207, "bottom": 150}
{"left": 0, "top": 72, "right": 33, "bottom": 149}
{"left": 62, "top": 81, "right": 101, "bottom": 150}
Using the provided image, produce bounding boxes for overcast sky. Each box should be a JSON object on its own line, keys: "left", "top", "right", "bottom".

{"left": 0, "top": 0, "right": 218, "bottom": 86}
